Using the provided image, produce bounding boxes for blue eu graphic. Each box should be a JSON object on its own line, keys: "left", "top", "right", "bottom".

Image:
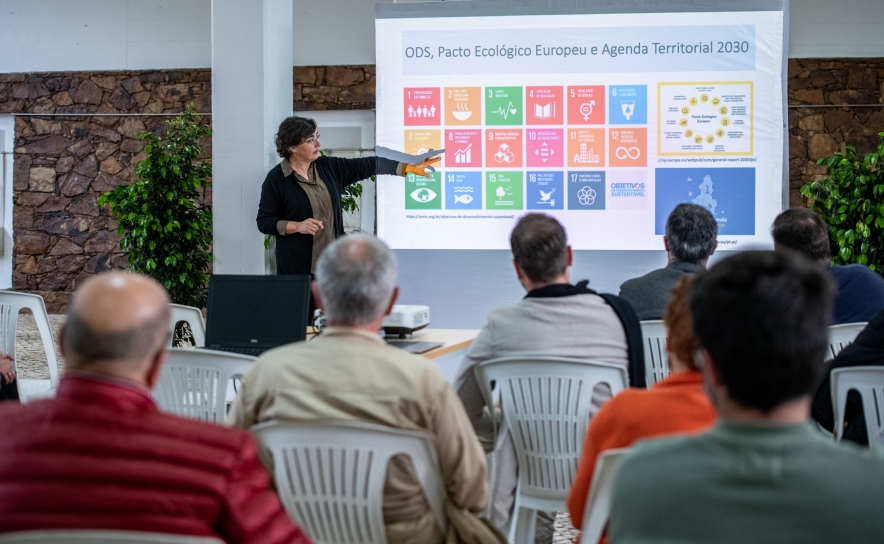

{"left": 655, "top": 168, "right": 755, "bottom": 235}
{"left": 608, "top": 85, "right": 647, "bottom": 125}
{"left": 445, "top": 172, "right": 482, "bottom": 209}
{"left": 567, "top": 171, "right": 605, "bottom": 210}
{"left": 526, "top": 171, "right": 563, "bottom": 210}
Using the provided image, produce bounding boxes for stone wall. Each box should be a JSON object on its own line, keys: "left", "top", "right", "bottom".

{"left": 787, "top": 58, "right": 884, "bottom": 206}
{"left": 2, "top": 61, "right": 883, "bottom": 310}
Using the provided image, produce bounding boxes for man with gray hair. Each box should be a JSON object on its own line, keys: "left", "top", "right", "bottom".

{"left": 229, "top": 234, "right": 489, "bottom": 544}
{"left": 619, "top": 203, "right": 718, "bottom": 320}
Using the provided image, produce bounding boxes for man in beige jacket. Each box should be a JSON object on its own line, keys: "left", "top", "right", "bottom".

{"left": 230, "top": 234, "right": 488, "bottom": 544}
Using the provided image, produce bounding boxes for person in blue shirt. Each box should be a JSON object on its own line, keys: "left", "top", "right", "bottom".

{"left": 771, "top": 208, "right": 884, "bottom": 324}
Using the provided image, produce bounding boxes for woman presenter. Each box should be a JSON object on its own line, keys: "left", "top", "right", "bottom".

{"left": 257, "top": 116, "right": 438, "bottom": 275}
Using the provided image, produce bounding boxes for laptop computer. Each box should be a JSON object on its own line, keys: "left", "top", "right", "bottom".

{"left": 205, "top": 274, "right": 311, "bottom": 356}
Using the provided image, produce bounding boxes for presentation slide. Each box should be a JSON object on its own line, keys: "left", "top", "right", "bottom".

{"left": 375, "top": 7, "right": 785, "bottom": 251}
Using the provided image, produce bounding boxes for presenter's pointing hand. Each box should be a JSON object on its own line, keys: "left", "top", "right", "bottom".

{"left": 290, "top": 218, "right": 323, "bottom": 236}
{"left": 405, "top": 156, "right": 442, "bottom": 179}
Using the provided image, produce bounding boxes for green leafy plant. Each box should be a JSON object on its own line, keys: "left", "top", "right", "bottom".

{"left": 800, "top": 131, "right": 884, "bottom": 272}
{"left": 98, "top": 105, "right": 213, "bottom": 307}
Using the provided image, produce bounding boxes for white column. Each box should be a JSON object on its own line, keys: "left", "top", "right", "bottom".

{"left": 211, "top": 0, "right": 293, "bottom": 274}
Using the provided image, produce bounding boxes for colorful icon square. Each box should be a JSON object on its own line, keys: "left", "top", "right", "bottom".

{"left": 608, "top": 85, "right": 647, "bottom": 124}
{"left": 567, "top": 86, "right": 605, "bottom": 125}
{"left": 446, "top": 172, "right": 482, "bottom": 210}
{"left": 567, "top": 129, "right": 606, "bottom": 168}
{"left": 485, "top": 87, "right": 523, "bottom": 126}
{"left": 609, "top": 128, "right": 647, "bottom": 167}
{"left": 485, "top": 129, "right": 523, "bottom": 168}
{"left": 568, "top": 171, "right": 606, "bottom": 210}
{"left": 527, "top": 171, "right": 564, "bottom": 210}
{"left": 444, "top": 87, "right": 481, "bottom": 126}
{"left": 404, "top": 88, "right": 440, "bottom": 126}
{"left": 405, "top": 171, "right": 442, "bottom": 210}
{"left": 444, "top": 130, "right": 482, "bottom": 168}
{"left": 526, "top": 129, "right": 564, "bottom": 167}
{"left": 485, "top": 171, "right": 524, "bottom": 210}
{"left": 526, "top": 86, "right": 563, "bottom": 125}
{"left": 404, "top": 130, "right": 441, "bottom": 157}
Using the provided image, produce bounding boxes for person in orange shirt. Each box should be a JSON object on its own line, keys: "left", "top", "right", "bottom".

{"left": 566, "top": 274, "right": 716, "bottom": 533}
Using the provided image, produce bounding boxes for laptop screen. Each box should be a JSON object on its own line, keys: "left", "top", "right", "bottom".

{"left": 205, "top": 275, "right": 311, "bottom": 348}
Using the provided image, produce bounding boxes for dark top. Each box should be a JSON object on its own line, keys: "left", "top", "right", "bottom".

{"left": 812, "top": 310, "right": 884, "bottom": 446}
{"left": 527, "top": 280, "right": 646, "bottom": 388}
{"left": 618, "top": 260, "right": 705, "bottom": 321}
{"left": 256, "top": 155, "right": 400, "bottom": 275}
{"left": 828, "top": 264, "right": 884, "bottom": 325}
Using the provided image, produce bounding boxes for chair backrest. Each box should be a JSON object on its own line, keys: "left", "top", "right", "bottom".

{"left": 578, "top": 447, "right": 631, "bottom": 544}
{"left": 153, "top": 348, "right": 255, "bottom": 423}
{"left": 826, "top": 322, "right": 867, "bottom": 361}
{"left": 831, "top": 366, "right": 884, "bottom": 448}
{"left": 251, "top": 420, "right": 448, "bottom": 544}
{"left": 0, "top": 530, "right": 224, "bottom": 544}
{"left": 473, "top": 357, "right": 628, "bottom": 510}
{"left": 640, "top": 320, "right": 669, "bottom": 387}
{"left": 0, "top": 291, "right": 59, "bottom": 389}
{"left": 168, "top": 304, "right": 206, "bottom": 348}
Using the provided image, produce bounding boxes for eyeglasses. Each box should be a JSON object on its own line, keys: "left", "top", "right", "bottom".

{"left": 305, "top": 133, "right": 321, "bottom": 145}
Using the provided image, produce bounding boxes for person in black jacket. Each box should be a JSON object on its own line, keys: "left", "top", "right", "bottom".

{"left": 257, "top": 116, "right": 438, "bottom": 275}
{"left": 812, "top": 309, "right": 884, "bottom": 445}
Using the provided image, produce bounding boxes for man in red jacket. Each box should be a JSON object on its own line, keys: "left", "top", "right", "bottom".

{"left": 0, "top": 272, "right": 309, "bottom": 544}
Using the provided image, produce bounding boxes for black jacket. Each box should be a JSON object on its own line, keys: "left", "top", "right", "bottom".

{"left": 812, "top": 309, "right": 884, "bottom": 446}
{"left": 256, "top": 156, "right": 400, "bottom": 274}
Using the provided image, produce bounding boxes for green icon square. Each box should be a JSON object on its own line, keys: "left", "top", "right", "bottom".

{"left": 405, "top": 171, "right": 442, "bottom": 210}
{"left": 485, "top": 171, "right": 524, "bottom": 210}
{"left": 485, "top": 87, "right": 523, "bottom": 126}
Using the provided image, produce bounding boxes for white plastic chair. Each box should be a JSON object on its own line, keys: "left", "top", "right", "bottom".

{"left": 168, "top": 303, "right": 206, "bottom": 348}
{"left": 0, "top": 531, "right": 223, "bottom": 543}
{"left": 826, "top": 322, "right": 867, "bottom": 361}
{"left": 831, "top": 366, "right": 884, "bottom": 448}
{"left": 473, "top": 356, "right": 628, "bottom": 544}
{"left": 153, "top": 348, "right": 255, "bottom": 424}
{"left": 578, "top": 448, "right": 631, "bottom": 544}
{"left": 640, "top": 320, "right": 670, "bottom": 387}
{"left": 251, "top": 420, "right": 448, "bottom": 544}
{"left": 0, "top": 291, "right": 59, "bottom": 403}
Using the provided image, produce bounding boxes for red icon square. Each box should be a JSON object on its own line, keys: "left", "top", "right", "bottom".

{"left": 567, "top": 86, "right": 605, "bottom": 125}
{"left": 485, "top": 129, "right": 523, "bottom": 168}
{"left": 404, "top": 88, "right": 440, "bottom": 126}
{"left": 526, "top": 86, "right": 563, "bottom": 125}
{"left": 526, "top": 129, "right": 564, "bottom": 167}
{"left": 445, "top": 129, "right": 483, "bottom": 168}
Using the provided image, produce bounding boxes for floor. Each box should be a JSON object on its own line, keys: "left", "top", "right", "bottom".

{"left": 12, "top": 312, "right": 580, "bottom": 542}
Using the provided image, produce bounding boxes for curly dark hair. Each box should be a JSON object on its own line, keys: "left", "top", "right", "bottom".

{"left": 275, "top": 116, "right": 317, "bottom": 159}
{"left": 771, "top": 208, "right": 831, "bottom": 264}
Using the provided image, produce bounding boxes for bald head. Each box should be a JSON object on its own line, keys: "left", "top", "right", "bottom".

{"left": 62, "top": 272, "right": 171, "bottom": 374}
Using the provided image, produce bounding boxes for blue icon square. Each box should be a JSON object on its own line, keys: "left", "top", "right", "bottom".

{"left": 445, "top": 171, "right": 482, "bottom": 209}
{"left": 526, "top": 171, "right": 564, "bottom": 210}
{"left": 609, "top": 85, "right": 647, "bottom": 124}
{"left": 568, "top": 171, "right": 606, "bottom": 210}
{"left": 655, "top": 168, "right": 755, "bottom": 235}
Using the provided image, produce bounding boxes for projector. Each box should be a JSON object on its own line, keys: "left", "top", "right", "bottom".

{"left": 383, "top": 305, "right": 430, "bottom": 337}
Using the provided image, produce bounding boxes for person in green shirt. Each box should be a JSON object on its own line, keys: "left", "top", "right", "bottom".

{"left": 609, "top": 250, "right": 884, "bottom": 543}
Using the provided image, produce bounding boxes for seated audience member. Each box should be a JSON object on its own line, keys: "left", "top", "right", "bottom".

{"left": 619, "top": 203, "right": 717, "bottom": 320}
{"left": 229, "top": 234, "right": 489, "bottom": 544}
{"left": 610, "top": 250, "right": 884, "bottom": 543}
{"left": 0, "top": 273, "right": 307, "bottom": 543}
{"left": 567, "top": 275, "right": 715, "bottom": 534}
{"left": 813, "top": 309, "right": 884, "bottom": 446}
{"left": 454, "top": 213, "right": 642, "bottom": 540}
{"left": 772, "top": 207, "right": 884, "bottom": 324}
{"left": 0, "top": 351, "right": 17, "bottom": 401}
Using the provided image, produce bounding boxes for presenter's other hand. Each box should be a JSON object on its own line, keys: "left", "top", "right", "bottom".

{"left": 405, "top": 156, "right": 442, "bottom": 178}
{"left": 287, "top": 218, "right": 323, "bottom": 236}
